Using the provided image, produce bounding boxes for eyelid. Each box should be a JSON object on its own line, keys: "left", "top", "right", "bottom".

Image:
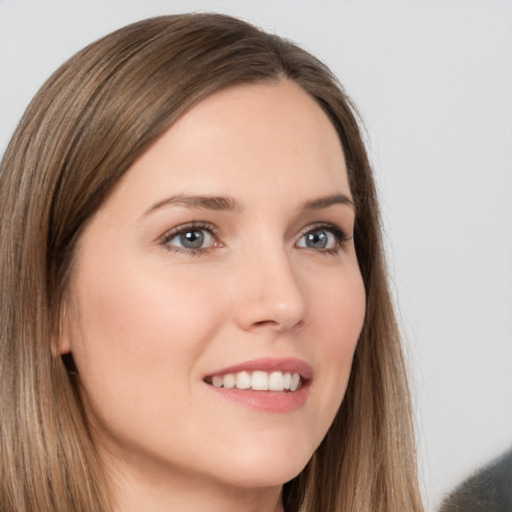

{"left": 158, "top": 220, "right": 351, "bottom": 256}
{"left": 296, "top": 222, "right": 351, "bottom": 252}
{"left": 159, "top": 221, "right": 222, "bottom": 254}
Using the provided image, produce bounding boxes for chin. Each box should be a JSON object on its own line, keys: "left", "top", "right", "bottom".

{"left": 219, "top": 465, "right": 306, "bottom": 490}
{"left": 210, "top": 442, "right": 313, "bottom": 489}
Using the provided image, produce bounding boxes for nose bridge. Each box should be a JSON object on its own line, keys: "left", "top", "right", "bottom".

{"left": 234, "top": 231, "right": 306, "bottom": 332}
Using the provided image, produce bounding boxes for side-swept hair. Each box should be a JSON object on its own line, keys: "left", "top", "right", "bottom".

{"left": 0, "top": 13, "right": 424, "bottom": 511}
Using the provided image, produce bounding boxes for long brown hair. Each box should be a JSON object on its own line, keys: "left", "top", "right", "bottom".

{"left": 0, "top": 13, "right": 424, "bottom": 512}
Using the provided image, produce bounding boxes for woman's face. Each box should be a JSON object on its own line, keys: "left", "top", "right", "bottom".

{"left": 62, "top": 80, "right": 366, "bottom": 493}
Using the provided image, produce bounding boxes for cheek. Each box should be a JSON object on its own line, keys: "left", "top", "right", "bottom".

{"left": 327, "top": 277, "right": 365, "bottom": 354}
{"left": 67, "top": 259, "right": 225, "bottom": 414}
{"left": 307, "top": 268, "right": 366, "bottom": 425}
{"left": 310, "top": 263, "right": 366, "bottom": 352}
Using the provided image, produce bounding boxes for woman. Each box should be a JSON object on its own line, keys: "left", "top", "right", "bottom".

{"left": 0, "top": 13, "right": 424, "bottom": 512}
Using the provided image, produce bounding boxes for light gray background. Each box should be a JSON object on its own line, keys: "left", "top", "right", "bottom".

{"left": 1, "top": 1, "right": 511, "bottom": 510}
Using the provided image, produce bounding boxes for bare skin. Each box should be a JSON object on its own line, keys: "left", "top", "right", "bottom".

{"left": 62, "top": 79, "right": 365, "bottom": 511}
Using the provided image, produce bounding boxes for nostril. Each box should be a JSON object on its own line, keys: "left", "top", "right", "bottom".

{"left": 253, "top": 319, "right": 278, "bottom": 328}
{"left": 252, "top": 318, "right": 303, "bottom": 331}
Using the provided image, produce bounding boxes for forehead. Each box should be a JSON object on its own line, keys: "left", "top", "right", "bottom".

{"left": 109, "top": 79, "right": 350, "bottom": 213}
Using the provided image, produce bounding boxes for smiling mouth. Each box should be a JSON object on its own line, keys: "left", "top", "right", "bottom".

{"left": 204, "top": 371, "right": 303, "bottom": 392}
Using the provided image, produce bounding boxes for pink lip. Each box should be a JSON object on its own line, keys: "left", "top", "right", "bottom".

{"left": 204, "top": 358, "right": 312, "bottom": 413}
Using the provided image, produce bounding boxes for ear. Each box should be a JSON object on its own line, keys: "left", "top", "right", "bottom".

{"left": 56, "top": 301, "right": 80, "bottom": 375}
{"left": 56, "top": 299, "right": 72, "bottom": 355}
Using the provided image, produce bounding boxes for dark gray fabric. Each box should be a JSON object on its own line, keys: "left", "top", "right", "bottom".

{"left": 439, "top": 448, "right": 512, "bottom": 512}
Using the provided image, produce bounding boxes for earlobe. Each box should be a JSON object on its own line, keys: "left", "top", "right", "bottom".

{"left": 61, "top": 352, "right": 79, "bottom": 375}
{"left": 57, "top": 300, "right": 72, "bottom": 355}
{"left": 57, "top": 302, "right": 80, "bottom": 375}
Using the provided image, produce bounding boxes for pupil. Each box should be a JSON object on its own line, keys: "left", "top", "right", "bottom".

{"left": 307, "top": 231, "right": 327, "bottom": 249}
{"left": 181, "top": 230, "right": 204, "bottom": 249}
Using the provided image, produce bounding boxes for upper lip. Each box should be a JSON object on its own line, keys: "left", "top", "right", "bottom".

{"left": 205, "top": 357, "right": 313, "bottom": 380}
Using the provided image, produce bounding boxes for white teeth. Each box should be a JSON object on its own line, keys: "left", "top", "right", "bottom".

{"left": 223, "top": 373, "right": 236, "bottom": 389}
{"left": 209, "top": 371, "right": 302, "bottom": 392}
{"left": 268, "top": 371, "right": 284, "bottom": 391}
{"left": 235, "top": 371, "right": 251, "bottom": 389}
{"left": 212, "top": 375, "right": 224, "bottom": 388}
{"left": 251, "top": 371, "right": 269, "bottom": 390}
{"left": 290, "top": 373, "right": 300, "bottom": 392}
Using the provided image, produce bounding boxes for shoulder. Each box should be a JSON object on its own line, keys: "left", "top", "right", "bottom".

{"left": 439, "top": 448, "right": 512, "bottom": 512}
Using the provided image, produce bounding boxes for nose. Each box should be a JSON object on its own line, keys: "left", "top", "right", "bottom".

{"left": 233, "top": 247, "right": 307, "bottom": 333}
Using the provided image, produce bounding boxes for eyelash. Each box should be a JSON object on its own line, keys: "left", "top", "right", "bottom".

{"left": 160, "top": 221, "right": 220, "bottom": 256}
{"left": 297, "top": 223, "right": 350, "bottom": 255}
{"left": 159, "top": 221, "right": 350, "bottom": 256}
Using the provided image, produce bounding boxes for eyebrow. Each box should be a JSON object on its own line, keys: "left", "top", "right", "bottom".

{"left": 144, "top": 194, "right": 242, "bottom": 216}
{"left": 143, "top": 192, "right": 355, "bottom": 217}
{"left": 302, "top": 194, "right": 355, "bottom": 211}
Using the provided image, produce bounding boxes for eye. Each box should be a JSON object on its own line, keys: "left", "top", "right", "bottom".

{"left": 160, "top": 222, "right": 219, "bottom": 254}
{"left": 296, "top": 224, "right": 348, "bottom": 253}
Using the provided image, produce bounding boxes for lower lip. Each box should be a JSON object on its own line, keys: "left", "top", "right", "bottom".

{"left": 205, "top": 382, "right": 310, "bottom": 413}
